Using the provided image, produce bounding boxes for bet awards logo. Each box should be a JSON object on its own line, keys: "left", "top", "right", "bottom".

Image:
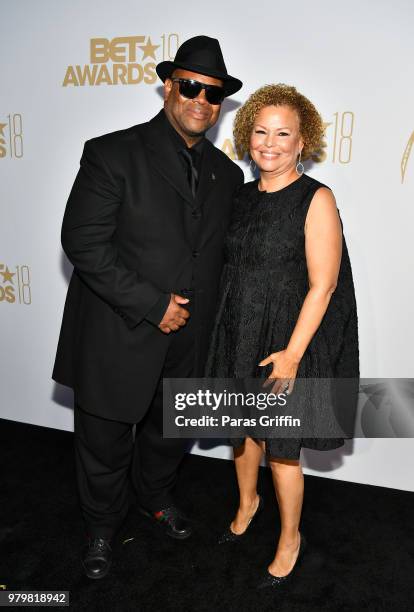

{"left": 62, "top": 34, "right": 180, "bottom": 87}
{"left": 0, "top": 263, "right": 31, "bottom": 305}
{"left": 221, "top": 112, "right": 355, "bottom": 166}
{"left": 401, "top": 131, "right": 413, "bottom": 183}
{"left": 0, "top": 114, "right": 23, "bottom": 159}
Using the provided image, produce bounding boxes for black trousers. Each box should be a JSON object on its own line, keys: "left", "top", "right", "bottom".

{"left": 74, "top": 318, "right": 194, "bottom": 539}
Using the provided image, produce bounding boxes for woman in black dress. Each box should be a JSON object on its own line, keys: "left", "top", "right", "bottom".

{"left": 205, "top": 84, "right": 359, "bottom": 587}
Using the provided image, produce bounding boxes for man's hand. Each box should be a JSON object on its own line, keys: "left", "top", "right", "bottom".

{"left": 158, "top": 294, "right": 190, "bottom": 334}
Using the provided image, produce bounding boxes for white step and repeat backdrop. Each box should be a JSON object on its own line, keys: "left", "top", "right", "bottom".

{"left": 1, "top": 0, "right": 413, "bottom": 490}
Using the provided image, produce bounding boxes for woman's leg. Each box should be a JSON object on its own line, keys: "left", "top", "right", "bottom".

{"left": 230, "top": 437, "right": 264, "bottom": 534}
{"left": 268, "top": 457, "right": 304, "bottom": 576}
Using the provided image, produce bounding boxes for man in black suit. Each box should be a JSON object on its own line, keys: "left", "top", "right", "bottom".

{"left": 52, "top": 35, "right": 243, "bottom": 579}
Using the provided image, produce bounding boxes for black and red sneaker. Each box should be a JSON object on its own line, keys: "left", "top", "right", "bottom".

{"left": 138, "top": 505, "right": 192, "bottom": 540}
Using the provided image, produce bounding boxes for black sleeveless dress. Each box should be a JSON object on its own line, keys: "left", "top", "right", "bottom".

{"left": 205, "top": 174, "right": 359, "bottom": 459}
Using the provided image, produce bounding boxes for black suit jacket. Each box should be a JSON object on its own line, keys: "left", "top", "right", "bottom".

{"left": 52, "top": 109, "right": 244, "bottom": 422}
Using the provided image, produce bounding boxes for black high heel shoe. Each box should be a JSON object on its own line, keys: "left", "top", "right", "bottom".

{"left": 257, "top": 532, "right": 306, "bottom": 589}
{"left": 218, "top": 495, "right": 264, "bottom": 544}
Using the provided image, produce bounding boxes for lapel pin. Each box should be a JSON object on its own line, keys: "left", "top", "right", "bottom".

{"left": 211, "top": 172, "right": 216, "bottom": 181}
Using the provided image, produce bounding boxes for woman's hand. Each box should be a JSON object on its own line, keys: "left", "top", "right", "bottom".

{"left": 258, "top": 349, "right": 300, "bottom": 395}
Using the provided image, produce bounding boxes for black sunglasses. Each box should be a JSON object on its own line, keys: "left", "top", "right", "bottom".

{"left": 171, "top": 78, "right": 225, "bottom": 105}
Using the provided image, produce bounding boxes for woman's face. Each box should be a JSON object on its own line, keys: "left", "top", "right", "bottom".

{"left": 250, "top": 105, "right": 304, "bottom": 175}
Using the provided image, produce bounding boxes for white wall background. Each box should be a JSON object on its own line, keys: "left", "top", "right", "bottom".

{"left": 1, "top": 0, "right": 413, "bottom": 491}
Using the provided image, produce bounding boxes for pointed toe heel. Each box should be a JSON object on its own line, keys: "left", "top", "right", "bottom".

{"left": 257, "top": 532, "right": 307, "bottom": 589}
{"left": 218, "top": 495, "right": 264, "bottom": 544}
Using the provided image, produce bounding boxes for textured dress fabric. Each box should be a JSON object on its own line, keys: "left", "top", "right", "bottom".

{"left": 205, "top": 174, "right": 359, "bottom": 459}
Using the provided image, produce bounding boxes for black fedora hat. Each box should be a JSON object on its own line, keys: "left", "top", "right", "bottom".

{"left": 156, "top": 35, "right": 242, "bottom": 97}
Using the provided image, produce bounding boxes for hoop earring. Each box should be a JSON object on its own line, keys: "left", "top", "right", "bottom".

{"left": 249, "top": 158, "right": 257, "bottom": 173}
{"left": 296, "top": 151, "right": 304, "bottom": 176}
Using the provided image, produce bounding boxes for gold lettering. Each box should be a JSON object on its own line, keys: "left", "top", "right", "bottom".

{"left": 5, "top": 286, "right": 15, "bottom": 303}
{"left": 113, "top": 64, "right": 128, "bottom": 85}
{"left": 109, "top": 38, "right": 127, "bottom": 62}
{"left": 127, "top": 63, "right": 143, "bottom": 84}
{"left": 127, "top": 36, "right": 145, "bottom": 61}
{"left": 221, "top": 139, "right": 235, "bottom": 160}
{"left": 65, "top": 36, "right": 159, "bottom": 87}
{"left": 144, "top": 62, "right": 157, "bottom": 84}
{"left": 95, "top": 64, "right": 113, "bottom": 85}
{"left": 109, "top": 37, "right": 143, "bottom": 62}
{"left": 235, "top": 144, "right": 247, "bottom": 161}
{"left": 221, "top": 139, "right": 247, "bottom": 161}
{"left": 401, "top": 131, "right": 414, "bottom": 183}
{"left": 75, "top": 64, "right": 98, "bottom": 86}
{"left": 62, "top": 65, "right": 79, "bottom": 87}
{"left": 90, "top": 38, "right": 110, "bottom": 63}
{"left": 0, "top": 286, "right": 15, "bottom": 303}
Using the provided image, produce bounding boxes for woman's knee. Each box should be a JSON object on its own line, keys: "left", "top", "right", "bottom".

{"left": 268, "top": 457, "right": 301, "bottom": 477}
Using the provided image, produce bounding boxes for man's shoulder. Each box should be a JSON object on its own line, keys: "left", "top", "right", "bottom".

{"left": 82, "top": 111, "right": 166, "bottom": 161}
{"left": 85, "top": 121, "right": 145, "bottom": 151}
{"left": 208, "top": 140, "right": 244, "bottom": 178}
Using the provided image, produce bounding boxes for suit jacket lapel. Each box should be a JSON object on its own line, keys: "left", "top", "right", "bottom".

{"left": 141, "top": 110, "right": 194, "bottom": 207}
{"left": 195, "top": 139, "right": 219, "bottom": 208}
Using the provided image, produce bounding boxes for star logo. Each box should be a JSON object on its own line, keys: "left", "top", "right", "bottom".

{"left": 139, "top": 37, "right": 160, "bottom": 61}
{"left": 0, "top": 123, "right": 7, "bottom": 138}
{"left": 0, "top": 266, "right": 15, "bottom": 284}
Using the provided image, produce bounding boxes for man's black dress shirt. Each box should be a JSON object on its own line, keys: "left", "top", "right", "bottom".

{"left": 145, "top": 110, "right": 205, "bottom": 325}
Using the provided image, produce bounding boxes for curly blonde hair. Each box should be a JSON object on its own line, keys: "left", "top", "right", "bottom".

{"left": 233, "top": 83, "right": 324, "bottom": 160}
